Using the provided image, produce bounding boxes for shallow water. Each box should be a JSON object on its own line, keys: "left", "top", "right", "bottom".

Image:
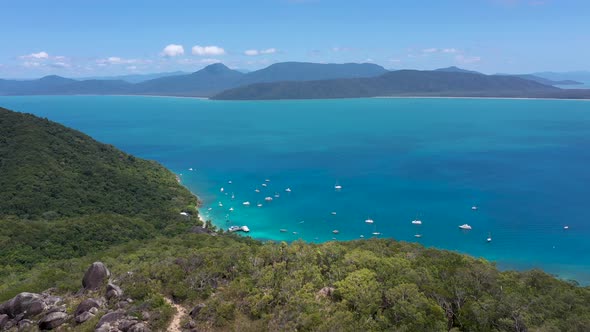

{"left": 2, "top": 95, "right": 589, "bottom": 284}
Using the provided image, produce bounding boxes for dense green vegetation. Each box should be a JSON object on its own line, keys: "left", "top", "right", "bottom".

{"left": 2, "top": 234, "right": 589, "bottom": 331}
{"left": 1, "top": 106, "right": 590, "bottom": 331}
{"left": 0, "top": 107, "right": 196, "bottom": 220}
{"left": 0, "top": 107, "right": 197, "bottom": 273}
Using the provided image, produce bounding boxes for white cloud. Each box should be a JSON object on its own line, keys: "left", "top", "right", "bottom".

{"left": 177, "top": 58, "right": 222, "bottom": 65}
{"left": 96, "top": 57, "right": 150, "bottom": 65}
{"left": 126, "top": 65, "right": 138, "bottom": 71}
{"left": 442, "top": 48, "right": 459, "bottom": 53}
{"left": 455, "top": 55, "right": 482, "bottom": 64}
{"left": 192, "top": 45, "right": 225, "bottom": 56}
{"left": 23, "top": 61, "right": 42, "bottom": 67}
{"left": 50, "top": 62, "right": 70, "bottom": 68}
{"left": 422, "top": 48, "right": 438, "bottom": 53}
{"left": 162, "top": 44, "right": 185, "bottom": 57}
{"left": 260, "top": 48, "right": 276, "bottom": 54}
{"left": 244, "top": 48, "right": 277, "bottom": 56}
{"left": 20, "top": 51, "right": 50, "bottom": 60}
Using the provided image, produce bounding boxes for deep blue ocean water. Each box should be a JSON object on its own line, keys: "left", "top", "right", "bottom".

{"left": 1, "top": 95, "right": 589, "bottom": 284}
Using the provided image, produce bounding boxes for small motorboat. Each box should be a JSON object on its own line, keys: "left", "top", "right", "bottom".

{"left": 365, "top": 218, "right": 374, "bottom": 224}
{"left": 372, "top": 232, "right": 381, "bottom": 236}
{"left": 459, "top": 224, "right": 472, "bottom": 230}
{"left": 334, "top": 185, "right": 342, "bottom": 190}
{"left": 265, "top": 197, "right": 273, "bottom": 202}
{"left": 228, "top": 180, "right": 232, "bottom": 184}
{"left": 331, "top": 211, "right": 337, "bottom": 215}
{"left": 242, "top": 201, "right": 251, "bottom": 206}
{"left": 412, "top": 219, "right": 422, "bottom": 225}
{"left": 487, "top": 233, "right": 492, "bottom": 242}
{"left": 274, "top": 193, "right": 280, "bottom": 198}
{"left": 218, "top": 202, "right": 223, "bottom": 207}
{"left": 472, "top": 206, "right": 478, "bottom": 211}
{"left": 280, "top": 229, "right": 288, "bottom": 233}
{"left": 414, "top": 234, "right": 422, "bottom": 238}
{"left": 257, "top": 203, "right": 263, "bottom": 207}
{"left": 262, "top": 183, "right": 267, "bottom": 187}
{"left": 220, "top": 187, "right": 224, "bottom": 192}
{"left": 332, "top": 230, "right": 340, "bottom": 234}
{"left": 265, "top": 179, "right": 271, "bottom": 182}
{"left": 564, "top": 225, "right": 569, "bottom": 230}
{"left": 229, "top": 207, "right": 234, "bottom": 212}
{"left": 360, "top": 235, "right": 365, "bottom": 238}
{"left": 285, "top": 188, "right": 292, "bottom": 192}
{"left": 188, "top": 168, "right": 193, "bottom": 171}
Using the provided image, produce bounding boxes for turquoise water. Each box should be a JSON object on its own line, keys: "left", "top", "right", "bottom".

{"left": 2, "top": 95, "right": 590, "bottom": 284}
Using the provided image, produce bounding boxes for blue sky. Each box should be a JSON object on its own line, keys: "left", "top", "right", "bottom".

{"left": 1, "top": 0, "right": 589, "bottom": 78}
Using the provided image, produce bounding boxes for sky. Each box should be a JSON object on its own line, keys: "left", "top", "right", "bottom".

{"left": 1, "top": 0, "right": 589, "bottom": 78}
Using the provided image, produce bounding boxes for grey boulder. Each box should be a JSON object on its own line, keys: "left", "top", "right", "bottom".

{"left": 82, "top": 262, "right": 111, "bottom": 290}
{"left": 0, "top": 292, "right": 47, "bottom": 318}
{"left": 38, "top": 311, "right": 68, "bottom": 330}
{"left": 106, "top": 282, "right": 123, "bottom": 300}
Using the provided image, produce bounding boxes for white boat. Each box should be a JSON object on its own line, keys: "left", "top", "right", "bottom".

{"left": 274, "top": 193, "right": 280, "bottom": 198}
{"left": 412, "top": 219, "right": 422, "bottom": 225}
{"left": 365, "top": 218, "right": 374, "bottom": 224}
{"left": 472, "top": 206, "right": 478, "bottom": 211}
{"left": 487, "top": 233, "right": 492, "bottom": 242}
{"left": 372, "top": 232, "right": 381, "bottom": 236}
{"left": 332, "top": 230, "right": 340, "bottom": 234}
{"left": 231, "top": 193, "right": 235, "bottom": 199}
{"left": 242, "top": 201, "right": 251, "bottom": 206}
{"left": 241, "top": 226, "right": 250, "bottom": 232}
{"left": 459, "top": 224, "right": 472, "bottom": 230}
{"left": 207, "top": 208, "right": 212, "bottom": 211}
{"left": 228, "top": 180, "right": 232, "bottom": 184}
{"left": 229, "top": 207, "right": 234, "bottom": 211}
{"left": 360, "top": 235, "right": 365, "bottom": 238}
{"left": 265, "top": 197, "right": 273, "bottom": 202}
{"left": 331, "top": 211, "right": 337, "bottom": 215}
{"left": 285, "top": 188, "right": 292, "bottom": 192}
{"left": 255, "top": 189, "right": 260, "bottom": 193}
{"left": 292, "top": 231, "right": 298, "bottom": 235}
{"left": 257, "top": 203, "right": 263, "bottom": 207}
{"left": 180, "top": 212, "right": 189, "bottom": 216}
{"left": 218, "top": 202, "right": 223, "bottom": 207}
{"left": 220, "top": 187, "right": 224, "bottom": 192}
{"left": 334, "top": 185, "right": 342, "bottom": 190}
{"left": 265, "top": 179, "right": 271, "bottom": 182}
{"left": 262, "top": 183, "right": 267, "bottom": 187}
{"left": 564, "top": 225, "right": 569, "bottom": 230}
{"left": 280, "top": 229, "right": 288, "bottom": 233}
{"left": 188, "top": 168, "right": 193, "bottom": 171}
{"left": 414, "top": 234, "right": 422, "bottom": 238}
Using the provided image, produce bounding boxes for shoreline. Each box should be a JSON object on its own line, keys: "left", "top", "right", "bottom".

{"left": 2, "top": 94, "right": 590, "bottom": 102}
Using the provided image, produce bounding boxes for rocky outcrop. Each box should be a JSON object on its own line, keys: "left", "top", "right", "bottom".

{"left": 95, "top": 310, "right": 151, "bottom": 332}
{"left": 75, "top": 298, "right": 102, "bottom": 317}
{"left": 0, "top": 314, "right": 9, "bottom": 329}
{"left": 82, "top": 261, "right": 111, "bottom": 290}
{"left": 106, "top": 282, "right": 123, "bottom": 300}
{"left": 0, "top": 292, "right": 47, "bottom": 318}
{"left": 317, "top": 286, "right": 335, "bottom": 298}
{"left": 38, "top": 311, "right": 68, "bottom": 330}
{"left": 74, "top": 298, "right": 103, "bottom": 324}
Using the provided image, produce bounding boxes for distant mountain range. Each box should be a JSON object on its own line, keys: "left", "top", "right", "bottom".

{"left": 0, "top": 62, "right": 388, "bottom": 97}
{"left": 212, "top": 70, "right": 582, "bottom": 100}
{"left": 1, "top": 62, "right": 589, "bottom": 99}
{"left": 77, "top": 71, "right": 188, "bottom": 83}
